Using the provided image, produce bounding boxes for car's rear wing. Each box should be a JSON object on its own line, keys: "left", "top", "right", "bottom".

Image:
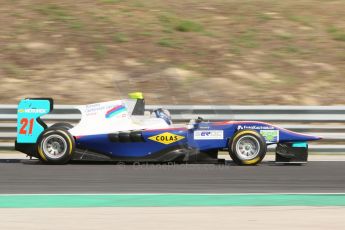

{"left": 16, "top": 98, "right": 53, "bottom": 144}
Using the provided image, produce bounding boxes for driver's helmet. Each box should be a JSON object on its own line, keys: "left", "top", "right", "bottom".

{"left": 152, "top": 108, "right": 172, "bottom": 125}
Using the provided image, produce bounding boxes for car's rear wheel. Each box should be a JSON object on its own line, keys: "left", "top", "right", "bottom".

{"left": 229, "top": 130, "right": 267, "bottom": 166}
{"left": 37, "top": 128, "right": 75, "bottom": 164}
{"left": 50, "top": 122, "right": 73, "bottom": 130}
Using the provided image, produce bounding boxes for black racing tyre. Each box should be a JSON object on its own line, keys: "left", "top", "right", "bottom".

{"left": 229, "top": 130, "right": 267, "bottom": 166}
{"left": 50, "top": 122, "right": 73, "bottom": 130}
{"left": 37, "top": 128, "right": 75, "bottom": 164}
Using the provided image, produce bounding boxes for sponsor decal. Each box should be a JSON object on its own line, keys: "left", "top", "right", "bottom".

{"left": 194, "top": 130, "right": 224, "bottom": 140}
{"left": 148, "top": 132, "right": 185, "bottom": 145}
{"left": 85, "top": 103, "right": 103, "bottom": 115}
{"left": 18, "top": 108, "right": 47, "bottom": 114}
{"left": 105, "top": 104, "right": 126, "bottom": 118}
{"left": 260, "top": 130, "right": 279, "bottom": 143}
{"left": 238, "top": 125, "right": 274, "bottom": 130}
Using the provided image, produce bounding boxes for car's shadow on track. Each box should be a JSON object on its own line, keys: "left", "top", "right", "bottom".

{"left": 0, "top": 158, "right": 303, "bottom": 166}
{"left": 0, "top": 159, "right": 23, "bottom": 163}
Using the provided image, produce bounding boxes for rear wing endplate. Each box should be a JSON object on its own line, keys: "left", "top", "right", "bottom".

{"left": 16, "top": 98, "right": 53, "bottom": 143}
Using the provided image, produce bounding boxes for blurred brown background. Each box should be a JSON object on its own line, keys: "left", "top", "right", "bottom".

{"left": 0, "top": 0, "right": 344, "bottom": 105}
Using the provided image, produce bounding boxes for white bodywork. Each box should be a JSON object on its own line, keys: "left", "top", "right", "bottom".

{"left": 68, "top": 99, "right": 170, "bottom": 136}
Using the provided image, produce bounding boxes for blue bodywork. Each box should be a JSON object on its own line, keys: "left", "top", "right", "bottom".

{"left": 75, "top": 121, "right": 320, "bottom": 159}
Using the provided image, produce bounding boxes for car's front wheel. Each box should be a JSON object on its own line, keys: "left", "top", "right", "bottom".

{"left": 37, "top": 128, "right": 75, "bottom": 164}
{"left": 229, "top": 130, "right": 267, "bottom": 166}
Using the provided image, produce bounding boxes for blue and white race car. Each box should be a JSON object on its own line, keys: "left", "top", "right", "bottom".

{"left": 15, "top": 93, "right": 321, "bottom": 165}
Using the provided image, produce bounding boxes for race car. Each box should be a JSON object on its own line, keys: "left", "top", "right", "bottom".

{"left": 15, "top": 93, "right": 321, "bottom": 165}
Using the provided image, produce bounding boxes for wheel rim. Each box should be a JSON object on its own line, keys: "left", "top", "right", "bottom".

{"left": 42, "top": 134, "right": 67, "bottom": 159}
{"left": 235, "top": 135, "right": 260, "bottom": 160}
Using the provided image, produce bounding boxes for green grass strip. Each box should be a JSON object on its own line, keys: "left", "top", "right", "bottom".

{"left": 0, "top": 194, "right": 344, "bottom": 208}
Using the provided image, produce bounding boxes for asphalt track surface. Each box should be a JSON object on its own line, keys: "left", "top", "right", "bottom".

{"left": 0, "top": 159, "right": 344, "bottom": 194}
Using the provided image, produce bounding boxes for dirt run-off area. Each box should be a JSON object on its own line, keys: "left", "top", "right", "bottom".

{"left": 0, "top": 0, "right": 344, "bottom": 105}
